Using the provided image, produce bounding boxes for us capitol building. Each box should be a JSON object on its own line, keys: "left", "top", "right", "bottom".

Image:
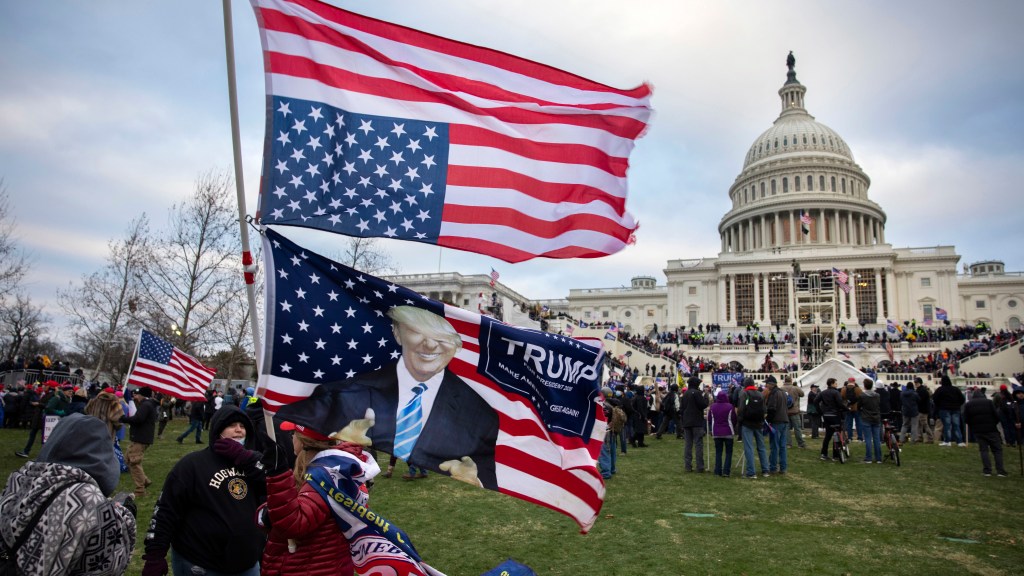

{"left": 390, "top": 55, "right": 1024, "bottom": 353}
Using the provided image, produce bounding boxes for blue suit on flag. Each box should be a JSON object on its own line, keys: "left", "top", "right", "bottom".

{"left": 279, "top": 363, "right": 499, "bottom": 489}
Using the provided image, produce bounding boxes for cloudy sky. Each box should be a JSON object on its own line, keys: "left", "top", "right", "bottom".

{"left": 2, "top": 0, "right": 1023, "bottom": 341}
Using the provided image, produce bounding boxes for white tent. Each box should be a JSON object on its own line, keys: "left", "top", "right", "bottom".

{"left": 796, "top": 358, "right": 873, "bottom": 390}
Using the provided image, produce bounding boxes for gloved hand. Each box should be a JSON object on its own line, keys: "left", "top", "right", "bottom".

{"left": 140, "top": 555, "right": 168, "bottom": 576}
{"left": 213, "top": 437, "right": 262, "bottom": 471}
{"left": 439, "top": 456, "right": 482, "bottom": 487}
{"left": 334, "top": 408, "right": 375, "bottom": 446}
{"left": 261, "top": 440, "right": 292, "bottom": 476}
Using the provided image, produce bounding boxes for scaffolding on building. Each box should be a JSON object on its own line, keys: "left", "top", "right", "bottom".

{"left": 793, "top": 272, "right": 838, "bottom": 378}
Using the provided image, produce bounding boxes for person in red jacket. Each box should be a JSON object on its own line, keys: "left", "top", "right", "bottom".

{"left": 259, "top": 421, "right": 368, "bottom": 576}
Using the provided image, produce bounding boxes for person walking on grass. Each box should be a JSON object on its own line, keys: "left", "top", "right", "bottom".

{"left": 737, "top": 377, "right": 769, "bottom": 479}
{"left": 119, "top": 386, "right": 158, "bottom": 498}
{"left": 679, "top": 376, "right": 708, "bottom": 473}
{"left": 859, "top": 379, "right": 883, "bottom": 464}
{"left": 962, "top": 389, "right": 1008, "bottom": 477}
{"left": 176, "top": 396, "right": 206, "bottom": 444}
{"left": 764, "top": 376, "right": 789, "bottom": 475}
{"left": 817, "top": 378, "right": 844, "bottom": 461}
{"left": 783, "top": 376, "right": 807, "bottom": 448}
{"left": 899, "top": 383, "right": 920, "bottom": 444}
{"left": 707, "top": 391, "right": 737, "bottom": 477}
{"left": 933, "top": 375, "right": 967, "bottom": 446}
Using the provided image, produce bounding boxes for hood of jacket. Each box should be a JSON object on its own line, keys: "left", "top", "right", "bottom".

{"left": 209, "top": 404, "right": 256, "bottom": 448}
{"left": 36, "top": 412, "right": 119, "bottom": 496}
{"left": 715, "top": 391, "right": 729, "bottom": 403}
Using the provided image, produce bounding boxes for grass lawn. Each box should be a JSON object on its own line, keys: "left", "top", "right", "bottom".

{"left": 2, "top": 418, "right": 1023, "bottom": 575}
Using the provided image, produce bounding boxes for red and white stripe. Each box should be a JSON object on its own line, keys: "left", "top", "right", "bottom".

{"left": 251, "top": 0, "right": 652, "bottom": 263}
{"left": 127, "top": 351, "right": 215, "bottom": 403}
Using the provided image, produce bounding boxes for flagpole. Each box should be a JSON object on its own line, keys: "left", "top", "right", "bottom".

{"left": 221, "top": 0, "right": 270, "bottom": 438}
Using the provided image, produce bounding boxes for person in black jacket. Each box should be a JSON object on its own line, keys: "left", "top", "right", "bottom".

{"left": 962, "top": 389, "right": 1008, "bottom": 477}
{"left": 120, "top": 386, "right": 159, "bottom": 498}
{"left": 141, "top": 405, "right": 268, "bottom": 576}
{"left": 933, "top": 375, "right": 967, "bottom": 446}
{"left": 655, "top": 384, "right": 680, "bottom": 439}
{"left": 630, "top": 384, "right": 649, "bottom": 448}
{"left": 817, "top": 378, "right": 845, "bottom": 461}
{"left": 679, "top": 377, "right": 709, "bottom": 473}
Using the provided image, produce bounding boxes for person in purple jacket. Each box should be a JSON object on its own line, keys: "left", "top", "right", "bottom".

{"left": 707, "top": 391, "right": 739, "bottom": 477}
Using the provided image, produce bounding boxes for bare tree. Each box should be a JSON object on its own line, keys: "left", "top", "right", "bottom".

{"left": 331, "top": 236, "right": 396, "bottom": 275}
{"left": 138, "top": 170, "right": 241, "bottom": 356}
{"left": 0, "top": 180, "right": 31, "bottom": 304}
{"left": 205, "top": 273, "right": 258, "bottom": 380}
{"left": 0, "top": 293, "right": 47, "bottom": 362}
{"left": 57, "top": 215, "right": 150, "bottom": 379}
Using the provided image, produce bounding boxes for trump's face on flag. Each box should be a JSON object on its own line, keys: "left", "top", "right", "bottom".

{"left": 389, "top": 306, "right": 461, "bottom": 382}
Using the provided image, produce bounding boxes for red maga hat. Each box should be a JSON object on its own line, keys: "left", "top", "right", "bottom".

{"left": 280, "top": 420, "right": 333, "bottom": 442}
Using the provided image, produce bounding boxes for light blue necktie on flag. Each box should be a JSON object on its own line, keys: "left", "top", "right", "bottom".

{"left": 393, "top": 383, "right": 427, "bottom": 461}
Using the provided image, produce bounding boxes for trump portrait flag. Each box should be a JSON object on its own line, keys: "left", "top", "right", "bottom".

{"left": 250, "top": 0, "right": 652, "bottom": 263}
{"left": 258, "top": 227, "right": 608, "bottom": 531}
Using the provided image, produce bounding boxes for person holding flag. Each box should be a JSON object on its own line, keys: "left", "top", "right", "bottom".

{"left": 258, "top": 422, "right": 361, "bottom": 574}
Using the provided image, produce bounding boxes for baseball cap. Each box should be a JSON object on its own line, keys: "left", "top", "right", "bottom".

{"left": 280, "top": 420, "right": 332, "bottom": 442}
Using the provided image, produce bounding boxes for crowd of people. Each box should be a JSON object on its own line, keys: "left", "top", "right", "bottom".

{"left": 0, "top": 379, "right": 381, "bottom": 575}
{"left": 597, "top": 366, "right": 1024, "bottom": 482}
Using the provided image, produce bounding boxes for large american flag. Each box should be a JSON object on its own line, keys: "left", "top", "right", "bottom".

{"left": 126, "top": 330, "right": 216, "bottom": 402}
{"left": 250, "top": 0, "right": 652, "bottom": 263}
{"left": 258, "top": 227, "right": 608, "bottom": 531}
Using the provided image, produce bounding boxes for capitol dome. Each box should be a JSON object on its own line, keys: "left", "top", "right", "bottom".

{"left": 743, "top": 115, "right": 853, "bottom": 170}
{"left": 718, "top": 53, "right": 886, "bottom": 255}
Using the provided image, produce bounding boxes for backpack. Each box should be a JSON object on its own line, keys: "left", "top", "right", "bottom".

{"left": 610, "top": 405, "right": 627, "bottom": 434}
{"left": 786, "top": 391, "right": 794, "bottom": 409}
{"left": 742, "top": 390, "right": 765, "bottom": 425}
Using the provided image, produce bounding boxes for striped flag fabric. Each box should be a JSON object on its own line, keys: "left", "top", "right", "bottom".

{"left": 884, "top": 340, "right": 895, "bottom": 363}
{"left": 678, "top": 357, "right": 691, "bottom": 375}
{"left": 258, "top": 227, "right": 608, "bottom": 531}
{"left": 251, "top": 0, "right": 652, "bottom": 263}
{"left": 126, "top": 330, "right": 216, "bottom": 402}
{"left": 936, "top": 307, "right": 948, "bottom": 321}
{"left": 832, "top": 267, "right": 851, "bottom": 294}
{"left": 800, "top": 210, "right": 811, "bottom": 234}
{"left": 489, "top": 267, "right": 500, "bottom": 287}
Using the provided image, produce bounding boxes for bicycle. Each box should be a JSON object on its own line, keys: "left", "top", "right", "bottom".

{"left": 829, "top": 421, "right": 850, "bottom": 463}
{"left": 882, "top": 417, "right": 901, "bottom": 466}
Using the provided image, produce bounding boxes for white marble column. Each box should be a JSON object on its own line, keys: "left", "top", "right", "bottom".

{"left": 753, "top": 274, "right": 761, "bottom": 324}
{"left": 885, "top": 268, "right": 897, "bottom": 322}
{"left": 729, "top": 275, "right": 737, "bottom": 324}
{"left": 838, "top": 280, "right": 847, "bottom": 322}
{"left": 787, "top": 274, "right": 796, "bottom": 326}
{"left": 875, "top": 268, "right": 885, "bottom": 324}
{"left": 718, "top": 276, "right": 727, "bottom": 324}
{"left": 849, "top": 274, "right": 859, "bottom": 325}
{"left": 859, "top": 214, "right": 865, "bottom": 245}
{"left": 762, "top": 274, "right": 771, "bottom": 324}
{"left": 789, "top": 211, "right": 796, "bottom": 245}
